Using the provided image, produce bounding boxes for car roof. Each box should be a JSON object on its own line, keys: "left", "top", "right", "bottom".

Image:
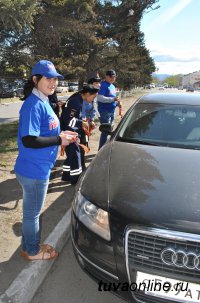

{"left": 138, "top": 93, "right": 200, "bottom": 106}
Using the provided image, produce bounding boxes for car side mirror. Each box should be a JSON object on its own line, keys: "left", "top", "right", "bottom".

{"left": 99, "top": 123, "right": 113, "bottom": 135}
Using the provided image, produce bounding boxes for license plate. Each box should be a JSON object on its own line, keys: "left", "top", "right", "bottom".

{"left": 136, "top": 271, "right": 200, "bottom": 302}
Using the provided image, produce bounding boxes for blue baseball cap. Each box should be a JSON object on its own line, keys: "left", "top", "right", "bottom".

{"left": 31, "top": 60, "right": 64, "bottom": 79}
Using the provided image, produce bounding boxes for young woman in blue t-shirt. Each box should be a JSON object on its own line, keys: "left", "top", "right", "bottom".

{"left": 14, "top": 60, "right": 77, "bottom": 261}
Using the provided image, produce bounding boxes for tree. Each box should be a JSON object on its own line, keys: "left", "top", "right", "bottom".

{"left": 0, "top": 0, "right": 39, "bottom": 78}
{"left": 94, "top": 0, "right": 159, "bottom": 88}
{"left": 32, "top": 0, "right": 105, "bottom": 82}
{"left": 0, "top": 0, "right": 160, "bottom": 87}
{"left": 165, "top": 74, "right": 183, "bottom": 88}
{"left": 0, "top": 0, "right": 38, "bottom": 31}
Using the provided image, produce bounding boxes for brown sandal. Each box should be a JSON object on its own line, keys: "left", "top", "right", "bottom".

{"left": 40, "top": 243, "right": 54, "bottom": 251}
{"left": 20, "top": 245, "right": 58, "bottom": 261}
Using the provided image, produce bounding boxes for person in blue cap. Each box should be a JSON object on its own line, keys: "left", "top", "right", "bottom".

{"left": 14, "top": 60, "right": 78, "bottom": 261}
{"left": 97, "top": 69, "right": 121, "bottom": 149}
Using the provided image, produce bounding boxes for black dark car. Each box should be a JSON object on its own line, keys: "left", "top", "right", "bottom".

{"left": 71, "top": 92, "right": 200, "bottom": 303}
{"left": 186, "top": 87, "right": 194, "bottom": 92}
{"left": 0, "top": 86, "right": 16, "bottom": 98}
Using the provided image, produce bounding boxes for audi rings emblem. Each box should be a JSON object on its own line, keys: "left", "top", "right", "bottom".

{"left": 161, "top": 248, "right": 200, "bottom": 270}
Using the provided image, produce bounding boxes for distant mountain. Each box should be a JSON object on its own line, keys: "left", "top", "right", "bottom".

{"left": 152, "top": 73, "right": 171, "bottom": 81}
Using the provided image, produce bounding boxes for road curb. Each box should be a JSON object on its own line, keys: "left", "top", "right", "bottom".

{"left": 0, "top": 209, "right": 71, "bottom": 303}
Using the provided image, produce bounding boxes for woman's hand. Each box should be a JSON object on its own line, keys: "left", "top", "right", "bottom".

{"left": 82, "top": 120, "right": 89, "bottom": 129}
{"left": 57, "top": 100, "right": 65, "bottom": 107}
{"left": 114, "top": 96, "right": 122, "bottom": 108}
{"left": 59, "top": 131, "right": 78, "bottom": 146}
{"left": 89, "top": 121, "right": 96, "bottom": 129}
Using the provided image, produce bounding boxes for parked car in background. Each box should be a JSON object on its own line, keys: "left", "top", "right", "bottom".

{"left": 144, "top": 84, "right": 151, "bottom": 89}
{"left": 72, "top": 92, "right": 200, "bottom": 303}
{"left": 0, "top": 84, "right": 16, "bottom": 98}
{"left": 186, "top": 86, "right": 194, "bottom": 92}
{"left": 12, "top": 80, "right": 25, "bottom": 98}
{"left": 68, "top": 82, "right": 78, "bottom": 92}
{"left": 56, "top": 81, "right": 68, "bottom": 93}
{"left": 0, "top": 79, "right": 26, "bottom": 99}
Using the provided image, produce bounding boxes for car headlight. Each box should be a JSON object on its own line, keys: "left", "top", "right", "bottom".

{"left": 73, "top": 191, "right": 111, "bottom": 241}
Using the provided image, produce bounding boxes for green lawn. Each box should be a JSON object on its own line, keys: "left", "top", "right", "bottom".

{"left": 0, "top": 121, "right": 18, "bottom": 167}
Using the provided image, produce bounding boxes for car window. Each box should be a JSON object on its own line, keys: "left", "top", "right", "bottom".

{"left": 118, "top": 104, "right": 200, "bottom": 149}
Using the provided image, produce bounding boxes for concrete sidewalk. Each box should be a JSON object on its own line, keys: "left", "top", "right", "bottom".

{"left": 0, "top": 209, "right": 71, "bottom": 303}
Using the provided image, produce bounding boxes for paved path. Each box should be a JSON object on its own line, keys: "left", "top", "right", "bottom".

{"left": 0, "top": 95, "right": 69, "bottom": 125}
{"left": 31, "top": 239, "right": 124, "bottom": 303}
{"left": 0, "top": 102, "right": 22, "bottom": 124}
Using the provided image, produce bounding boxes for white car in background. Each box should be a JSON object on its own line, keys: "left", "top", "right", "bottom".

{"left": 68, "top": 82, "right": 79, "bottom": 92}
{"left": 56, "top": 81, "right": 68, "bottom": 93}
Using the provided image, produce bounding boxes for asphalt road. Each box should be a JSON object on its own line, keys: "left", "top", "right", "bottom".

{"left": 31, "top": 239, "right": 124, "bottom": 303}
{"left": 0, "top": 101, "right": 22, "bottom": 124}
{"left": 0, "top": 95, "right": 69, "bottom": 124}
{"left": 0, "top": 89, "right": 199, "bottom": 125}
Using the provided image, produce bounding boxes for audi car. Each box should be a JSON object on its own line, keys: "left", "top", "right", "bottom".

{"left": 71, "top": 92, "right": 200, "bottom": 303}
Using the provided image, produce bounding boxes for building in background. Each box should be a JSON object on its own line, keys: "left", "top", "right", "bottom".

{"left": 182, "top": 71, "right": 200, "bottom": 89}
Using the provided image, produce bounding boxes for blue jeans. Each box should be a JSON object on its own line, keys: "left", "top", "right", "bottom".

{"left": 15, "top": 173, "right": 49, "bottom": 255}
{"left": 98, "top": 111, "right": 114, "bottom": 150}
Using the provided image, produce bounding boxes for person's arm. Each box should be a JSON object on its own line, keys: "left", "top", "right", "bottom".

{"left": 22, "top": 135, "right": 61, "bottom": 148}
{"left": 97, "top": 94, "right": 116, "bottom": 103}
{"left": 90, "top": 103, "right": 96, "bottom": 121}
{"left": 22, "top": 131, "right": 77, "bottom": 148}
{"left": 81, "top": 101, "right": 87, "bottom": 120}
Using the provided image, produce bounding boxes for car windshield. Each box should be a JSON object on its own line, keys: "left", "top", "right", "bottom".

{"left": 117, "top": 103, "right": 200, "bottom": 149}
{"left": 58, "top": 81, "right": 65, "bottom": 86}
{"left": 68, "top": 82, "right": 78, "bottom": 86}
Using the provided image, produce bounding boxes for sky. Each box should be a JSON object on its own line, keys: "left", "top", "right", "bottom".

{"left": 140, "top": 0, "right": 200, "bottom": 76}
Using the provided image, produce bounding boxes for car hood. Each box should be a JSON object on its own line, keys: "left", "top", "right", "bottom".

{"left": 81, "top": 143, "right": 112, "bottom": 205}
{"left": 81, "top": 141, "right": 200, "bottom": 234}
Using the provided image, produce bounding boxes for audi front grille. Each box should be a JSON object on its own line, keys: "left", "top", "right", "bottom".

{"left": 125, "top": 227, "right": 200, "bottom": 302}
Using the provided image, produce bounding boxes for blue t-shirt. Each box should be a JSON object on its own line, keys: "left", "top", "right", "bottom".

{"left": 97, "top": 81, "right": 117, "bottom": 113}
{"left": 82, "top": 100, "right": 96, "bottom": 121}
{"left": 14, "top": 92, "right": 60, "bottom": 180}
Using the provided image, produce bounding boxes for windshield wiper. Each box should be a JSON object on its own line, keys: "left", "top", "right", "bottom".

{"left": 117, "top": 137, "right": 159, "bottom": 146}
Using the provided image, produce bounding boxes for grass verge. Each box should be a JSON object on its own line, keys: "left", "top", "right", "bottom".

{"left": 0, "top": 121, "right": 18, "bottom": 168}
